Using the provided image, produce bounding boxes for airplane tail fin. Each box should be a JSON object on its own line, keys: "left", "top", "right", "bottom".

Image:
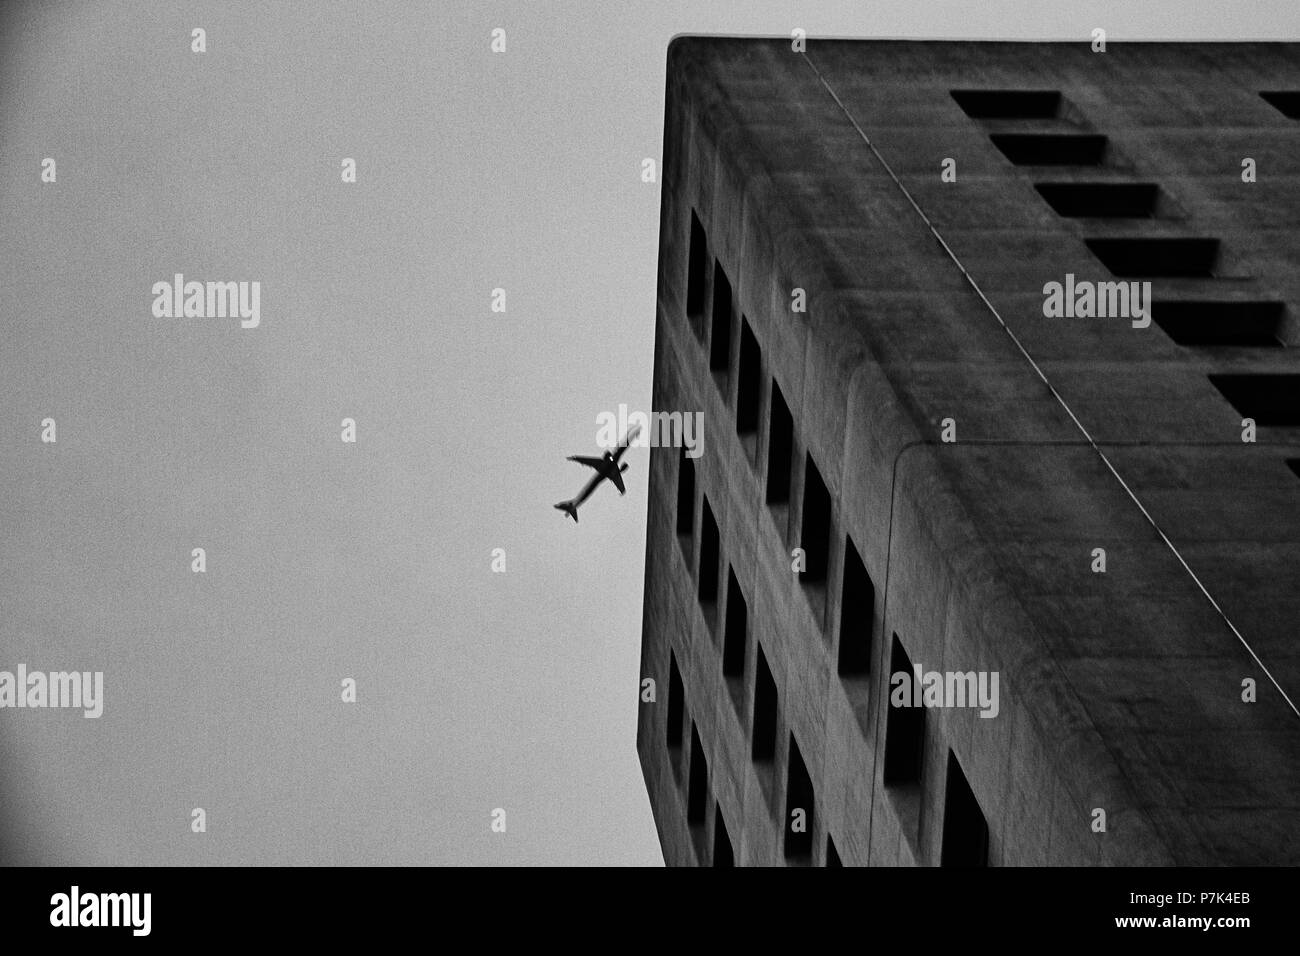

{"left": 554, "top": 501, "right": 578, "bottom": 523}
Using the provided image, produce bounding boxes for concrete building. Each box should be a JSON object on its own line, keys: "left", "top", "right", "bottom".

{"left": 637, "top": 38, "right": 1300, "bottom": 866}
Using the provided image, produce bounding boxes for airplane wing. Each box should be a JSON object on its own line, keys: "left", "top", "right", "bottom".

{"left": 567, "top": 455, "right": 605, "bottom": 470}
{"left": 609, "top": 467, "right": 626, "bottom": 495}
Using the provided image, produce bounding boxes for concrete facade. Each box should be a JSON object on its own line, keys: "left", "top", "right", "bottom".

{"left": 637, "top": 39, "right": 1300, "bottom": 866}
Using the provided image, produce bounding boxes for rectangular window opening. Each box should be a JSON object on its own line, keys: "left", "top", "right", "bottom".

{"left": 784, "top": 734, "right": 815, "bottom": 861}
{"left": 990, "top": 133, "right": 1107, "bottom": 166}
{"left": 1086, "top": 237, "right": 1219, "bottom": 278}
{"left": 676, "top": 446, "right": 696, "bottom": 537}
{"left": 737, "top": 317, "right": 762, "bottom": 437}
{"left": 826, "top": 834, "right": 842, "bottom": 867}
{"left": 950, "top": 89, "right": 1062, "bottom": 119}
{"left": 723, "top": 567, "right": 747, "bottom": 680}
{"left": 766, "top": 380, "right": 793, "bottom": 506}
{"left": 710, "top": 261, "right": 732, "bottom": 374}
{"left": 1261, "top": 91, "right": 1300, "bottom": 119}
{"left": 1209, "top": 374, "right": 1300, "bottom": 427}
{"left": 752, "top": 644, "right": 778, "bottom": 763}
{"left": 941, "top": 751, "right": 990, "bottom": 867}
{"left": 800, "top": 453, "right": 832, "bottom": 585}
{"left": 686, "top": 211, "right": 708, "bottom": 333}
{"left": 1152, "top": 301, "right": 1285, "bottom": 347}
{"left": 667, "top": 652, "right": 684, "bottom": 749}
{"left": 687, "top": 722, "right": 709, "bottom": 827}
{"left": 883, "top": 635, "right": 925, "bottom": 786}
{"left": 1034, "top": 182, "right": 1159, "bottom": 218}
{"left": 699, "top": 496, "right": 720, "bottom": 611}
{"left": 838, "top": 536, "right": 875, "bottom": 677}
{"left": 713, "top": 805, "right": 734, "bottom": 867}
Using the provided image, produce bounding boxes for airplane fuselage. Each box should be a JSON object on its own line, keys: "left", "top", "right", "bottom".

{"left": 571, "top": 456, "right": 625, "bottom": 508}
{"left": 554, "top": 425, "right": 640, "bottom": 522}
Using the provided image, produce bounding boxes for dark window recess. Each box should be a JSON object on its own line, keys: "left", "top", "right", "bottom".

{"left": 1287, "top": 459, "right": 1300, "bottom": 480}
{"left": 800, "top": 454, "right": 832, "bottom": 584}
{"left": 736, "top": 317, "right": 762, "bottom": 435}
{"left": 990, "top": 133, "right": 1107, "bottom": 166}
{"left": 766, "top": 381, "right": 794, "bottom": 505}
{"left": 838, "top": 536, "right": 875, "bottom": 676}
{"left": 950, "top": 89, "right": 1061, "bottom": 119}
{"left": 710, "top": 261, "right": 732, "bottom": 372}
{"left": 723, "top": 568, "right": 747, "bottom": 679}
{"left": 687, "top": 723, "right": 709, "bottom": 826}
{"left": 752, "top": 645, "right": 778, "bottom": 762}
{"left": 1209, "top": 374, "right": 1300, "bottom": 427}
{"left": 1152, "top": 301, "right": 1285, "bottom": 348}
{"left": 826, "top": 835, "right": 842, "bottom": 867}
{"left": 941, "top": 751, "right": 990, "bottom": 867}
{"left": 686, "top": 211, "right": 708, "bottom": 328}
{"left": 1086, "top": 237, "right": 1218, "bottom": 278}
{"left": 883, "top": 635, "right": 925, "bottom": 786}
{"left": 676, "top": 447, "right": 696, "bottom": 535}
{"left": 713, "top": 806, "right": 734, "bottom": 867}
{"left": 1261, "top": 91, "right": 1300, "bottom": 119}
{"left": 666, "top": 651, "right": 684, "bottom": 751}
{"left": 699, "top": 497, "right": 720, "bottom": 603}
{"left": 784, "top": 734, "right": 815, "bottom": 861}
{"left": 1034, "top": 182, "right": 1159, "bottom": 218}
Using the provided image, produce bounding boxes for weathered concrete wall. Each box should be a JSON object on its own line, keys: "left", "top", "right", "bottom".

{"left": 638, "top": 38, "right": 1300, "bottom": 866}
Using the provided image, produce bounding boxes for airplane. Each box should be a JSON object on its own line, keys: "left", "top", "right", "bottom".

{"left": 554, "top": 425, "right": 641, "bottom": 523}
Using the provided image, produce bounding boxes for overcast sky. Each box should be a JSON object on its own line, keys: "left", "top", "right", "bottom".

{"left": 1, "top": 0, "right": 1295, "bottom": 865}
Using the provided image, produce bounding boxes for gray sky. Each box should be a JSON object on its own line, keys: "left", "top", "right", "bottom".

{"left": 1, "top": 1, "right": 1295, "bottom": 865}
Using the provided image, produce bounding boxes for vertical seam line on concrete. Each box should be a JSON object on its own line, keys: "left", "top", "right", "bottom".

{"left": 798, "top": 51, "right": 1300, "bottom": 723}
